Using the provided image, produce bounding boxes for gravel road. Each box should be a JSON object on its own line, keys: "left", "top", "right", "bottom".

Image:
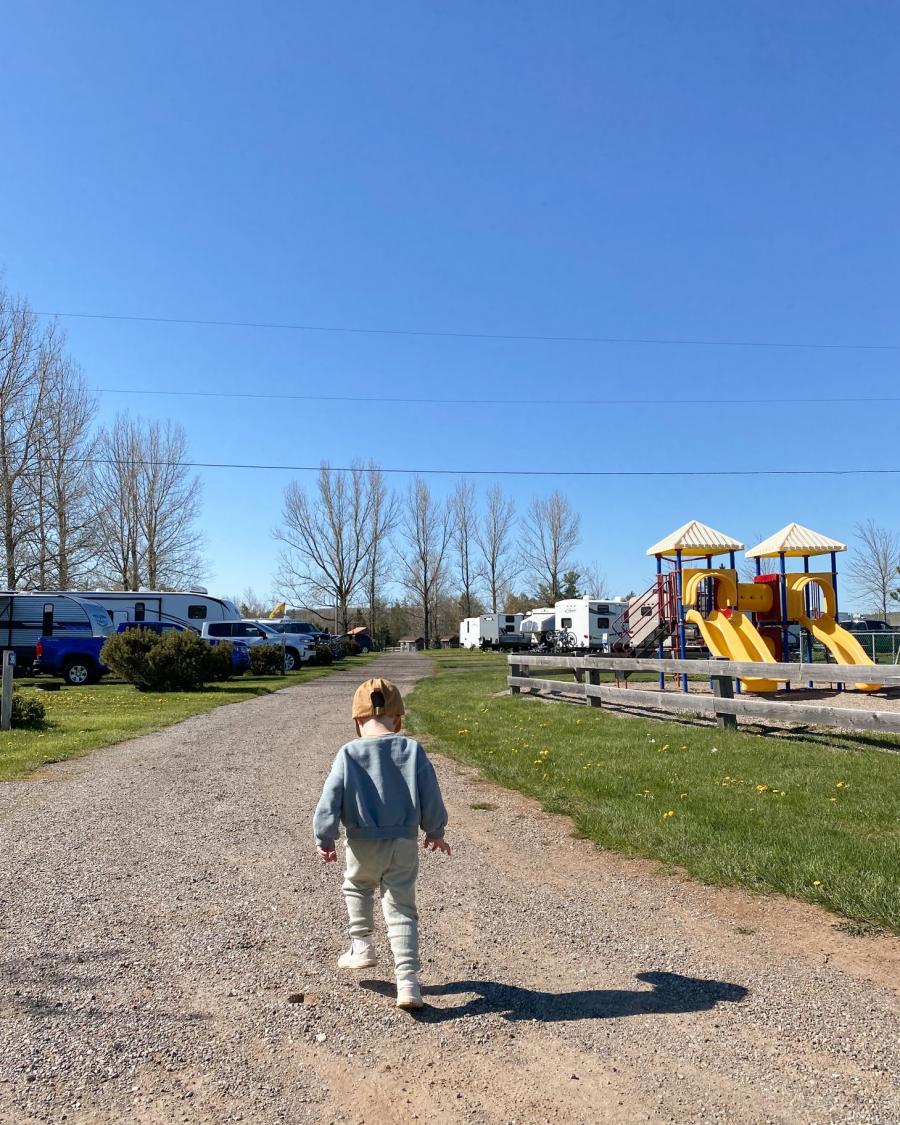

{"left": 0, "top": 652, "right": 898, "bottom": 1124}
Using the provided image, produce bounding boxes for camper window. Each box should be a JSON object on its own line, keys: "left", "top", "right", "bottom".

{"left": 561, "top": 617, "right": 572, "bottom": 628}
{"left": 597, "top": 616, "right": 609, "bottom": 628}
{"left": 135, "top": 602, "right": 146, "bottom": 621}
{"left": 188, "top": 605, "right": 208, "bottom": 619}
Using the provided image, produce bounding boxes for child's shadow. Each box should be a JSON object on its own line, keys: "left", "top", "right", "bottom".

{"left": 360, "top": 970, "right": 747, "bottom": 1023}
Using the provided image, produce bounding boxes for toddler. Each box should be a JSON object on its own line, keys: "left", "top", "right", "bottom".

{"left": 313, "top": 677, "right": 450, "bottom": 1009}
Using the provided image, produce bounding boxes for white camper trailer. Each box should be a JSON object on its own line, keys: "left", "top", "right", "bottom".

{"left": 63, "top": 589, "right": 241, "bottom": 631}
{"left": 459, "top": 613, "right": 525, "bottom": 650}
{"left": 520, "top": 608, "right": 556, "bottom": 646}
{"left": 553, "top": 597, "right": 628, "bottom": 653}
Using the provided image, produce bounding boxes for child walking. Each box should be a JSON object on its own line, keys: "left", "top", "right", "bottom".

{"left": 313, "top": 677, "right": 450, "bottom": 1009}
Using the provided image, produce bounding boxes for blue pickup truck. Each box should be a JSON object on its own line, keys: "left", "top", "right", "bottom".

{"left": 34, "top": 621, "right": 250, "bottom": 685}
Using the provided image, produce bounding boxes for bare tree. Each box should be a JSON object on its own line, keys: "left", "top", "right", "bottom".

{"left": 396, "top": 478, "right": 452, "bottom": 646}
{"left": 138, "top": 420, "right": 204, "bottom": 588}
{"left": 848, "top": 520, "right": 900, "bottom": 619}
{"left": 27, "top": 355, "right": 97, "bottom": 587}
{"left": 94, "top": 415, "right": 203, "bottom": 589}
{"left": 0, "top": 288, "right": 48, "bottom": 587}
{"left": 579, "top": 561, "right": 609, "bottom": 598}
{"left": 276, "top": 463, "right": 376, "bottom": 633}
{"left": 520, "top": 491, "right": 581, "bottom": 604}
{"left": 476, "top": 485, "right": 518, "bottom": 612}
{"left": 94, "top": 416, "right": 142, "bottom": 588}
{"left": 363, "top": 467, "right": 398, "bottom": 639}
{"left": 450, "top": 479, "right": 478, "bottom": 617}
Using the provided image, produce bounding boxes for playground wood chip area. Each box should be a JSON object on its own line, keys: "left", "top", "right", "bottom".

{"left": 0, "top": 653, "right": 898, "bottom": 1125}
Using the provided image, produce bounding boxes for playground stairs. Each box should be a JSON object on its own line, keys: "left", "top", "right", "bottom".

{"left": 617, "top": 575, "right": 678, "bottom": 656}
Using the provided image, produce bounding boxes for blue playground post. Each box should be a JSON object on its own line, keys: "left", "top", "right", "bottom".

{"left": 831, "top": 549, "right": 843, "bottom": 693}
{"left": 676, "top": 548, "right": 688, "bottom": 692}
{"left": 656, "top": 553, "right": 665, "bottom": 689}
{"left": 779, "top": 551, "right": 790, "bottom": 691}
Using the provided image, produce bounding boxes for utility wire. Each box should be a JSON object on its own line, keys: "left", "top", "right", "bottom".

{"left": 91, "top": 386, "right": 900, "bottom": 408}
{"left": 73, "top": 456, "right": 900, "bottom": 479}
{"left": 38, "top": 309, "right": 900, "bottom": 351}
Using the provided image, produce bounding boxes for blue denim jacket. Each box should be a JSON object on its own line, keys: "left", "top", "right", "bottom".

{"left": 312, "top": 736, "right": 448, "bottom": 848}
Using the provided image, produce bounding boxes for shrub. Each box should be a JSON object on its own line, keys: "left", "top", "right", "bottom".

{"left": 100, "top": 629, "right": 159, "bottom": 685}
{"left": 248, "top": 644, "right": 285, "bottom": 676}
{"left": 11, "top": 688, "right": 46, "bottom": 729}
{"left": 101, "top": 629, "right": 234, "bottom": 691}
{"left": 313, "top": 643, "right": 334, "bottom": 666}
{"left": 204, "top": 641, "right": 235, "bottom": 682}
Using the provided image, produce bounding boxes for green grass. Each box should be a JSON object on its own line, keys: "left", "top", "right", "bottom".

{"left": 3, "top": 654, "right": 377, "bottom": 780}
{"left": 408, "top": 650, "right": 900, "bottom": 933}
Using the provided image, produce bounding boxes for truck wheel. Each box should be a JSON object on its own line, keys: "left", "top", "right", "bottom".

{"left": 62, "top": 659, "right": 96, "bottom": 686}
{"left": 283, "top": 648, "right": 299, "bottom": 672}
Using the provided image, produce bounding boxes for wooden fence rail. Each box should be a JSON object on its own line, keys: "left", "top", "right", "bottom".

{"left": 507, "top": 655, "right": 900, "bottom": 737}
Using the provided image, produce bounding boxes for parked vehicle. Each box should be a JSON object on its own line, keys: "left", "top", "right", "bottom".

{"left": 57, "top": 588, "right": 242, "bottom": 631}
{"left": 250, "top": 619, "right": 330, "bottom": 645}
{"left": 34, "top": 621, "right": 252, "bottom": 685}
{"left": 201, "top": 620, "right": 314, "bottom": 671}
{"left": 343, "top": 628, "right": 374, "bottom": 653}
{"left": 0, "top": 592, "right": 114, "bottom": 671}
{"left": 459, "top": 613, "right": 526, "bottom": 650}
{"left": 520, "top": 608, "right": 556, "bottom": 646}
{"left": 116, "top": 621, "right": 251, "bottom": 673}
{"left": 553, "top": 597, "right": 628, "bottom": 653}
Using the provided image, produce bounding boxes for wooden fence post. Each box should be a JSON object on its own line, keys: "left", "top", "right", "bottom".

{"left": 509, "top": 660, "right": 526, "bottom": 694}
{"left": 711, "top": 674, "right": 737, "bottom": 730}
{"left": 1, "top": 650, "right": 15, "bottom": 732}
{"left": 587, "top": 667, "right": 602, "bottom": 708}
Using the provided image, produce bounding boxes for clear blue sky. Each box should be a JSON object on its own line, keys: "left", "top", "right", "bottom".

{"left": 2, "top": 2, "right": 898, "bottom": 608}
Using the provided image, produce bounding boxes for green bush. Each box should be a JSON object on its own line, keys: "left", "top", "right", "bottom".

{"left": 248, "top": 644, "right": 285, "bottom": 676}
{"left": 101, "top": 629, "right": 235, "bottom": 691}
{"left": 313, "top": 643, "right": 334, "bottom": 666}
{"left": 11, "top": 688, "right": 46, "bottom": 729}
{"left": 100, "top": 629, "right": 159, "bottom": 684}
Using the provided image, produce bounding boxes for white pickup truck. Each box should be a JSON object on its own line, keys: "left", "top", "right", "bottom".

{"left": 200, "top": 620, "right": 315, "bottom": 671}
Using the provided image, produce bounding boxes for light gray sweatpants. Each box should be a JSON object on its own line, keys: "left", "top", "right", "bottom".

{"left": 342, "top": 837, "right": 420, "bottom": 975}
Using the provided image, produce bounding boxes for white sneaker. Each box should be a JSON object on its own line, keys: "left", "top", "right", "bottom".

{"left": 337, "top": 937, "right": 377, "bottom": 970}
{"left": 395, "top": 973, "right": 424, "bottom": 1010}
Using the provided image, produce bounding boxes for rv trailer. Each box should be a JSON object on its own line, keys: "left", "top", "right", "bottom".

{"left": 459, "top": 613, "right": 526, "bottom": 650}
{"left": 0, "top": 592, "right": 114, "bottom": 669}
{"left": 59, "top": 589, "right": 242, "bottom": 631}
{"left": 553, "top": 596, "right": 628, "bottom": 653}
{"left": 520, "top": 607, "right": 556, "bottom": 646}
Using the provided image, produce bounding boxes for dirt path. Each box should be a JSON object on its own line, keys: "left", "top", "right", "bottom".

{"left": 0, "top": 653, "right": 897, "bottom": 1124}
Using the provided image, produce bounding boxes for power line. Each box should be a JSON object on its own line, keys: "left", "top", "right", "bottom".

{"left": 91, "top": 386, "right": 900, "bottom": 408}
{"left": 75, "top": 456, "right": 900, "bottom": 479}
{"left": 37, "top": 309, "right": 900, "bottom": 352}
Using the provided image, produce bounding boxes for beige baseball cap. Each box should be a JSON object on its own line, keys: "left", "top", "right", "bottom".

{"left": 351, "top": 678, "right": 405, "bottom": 722}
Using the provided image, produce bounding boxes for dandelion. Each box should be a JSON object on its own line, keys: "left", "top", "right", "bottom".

{"left": 812, "top": 880, "right": 822, "bottom": 887}
{"left": 457, "top": 729, "right": 469, "bottom": 735}
{"left": 755, "top": 784, "right": 769, "bottom": 794}
{"left": 835, "top": 781, "right": 848, "bottom": 790}
{"left": 661, "top": 810, "right": 676, "bottom": 820}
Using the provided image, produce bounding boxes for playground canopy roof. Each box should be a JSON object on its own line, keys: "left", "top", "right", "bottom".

{"left": 646, "top": 520, "right": 745, "bottom": 558}
{"left": 745, "top": 523, "right": 847, "bottom": 559}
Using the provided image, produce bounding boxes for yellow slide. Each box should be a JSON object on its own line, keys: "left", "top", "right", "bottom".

{"left": 685, "top": 608, "right": 779, "bottom": 693}
{"left": 797, "top": 615, "right": 880, "bottom": 692}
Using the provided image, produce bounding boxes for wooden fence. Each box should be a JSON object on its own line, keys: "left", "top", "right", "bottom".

{"left": 507, "top": 654, "right": 900, "bottom": 737}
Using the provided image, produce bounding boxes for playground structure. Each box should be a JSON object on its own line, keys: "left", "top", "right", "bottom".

{"left": 638, "top": 520, "right": 879, "bottom": 693}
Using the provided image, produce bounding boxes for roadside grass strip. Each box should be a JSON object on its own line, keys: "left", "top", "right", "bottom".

{"left": 2, "top": 655, "right": 377, "bottom": 781}
{"left": 408, "top": 652, "right": 900, "bottom": 934}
